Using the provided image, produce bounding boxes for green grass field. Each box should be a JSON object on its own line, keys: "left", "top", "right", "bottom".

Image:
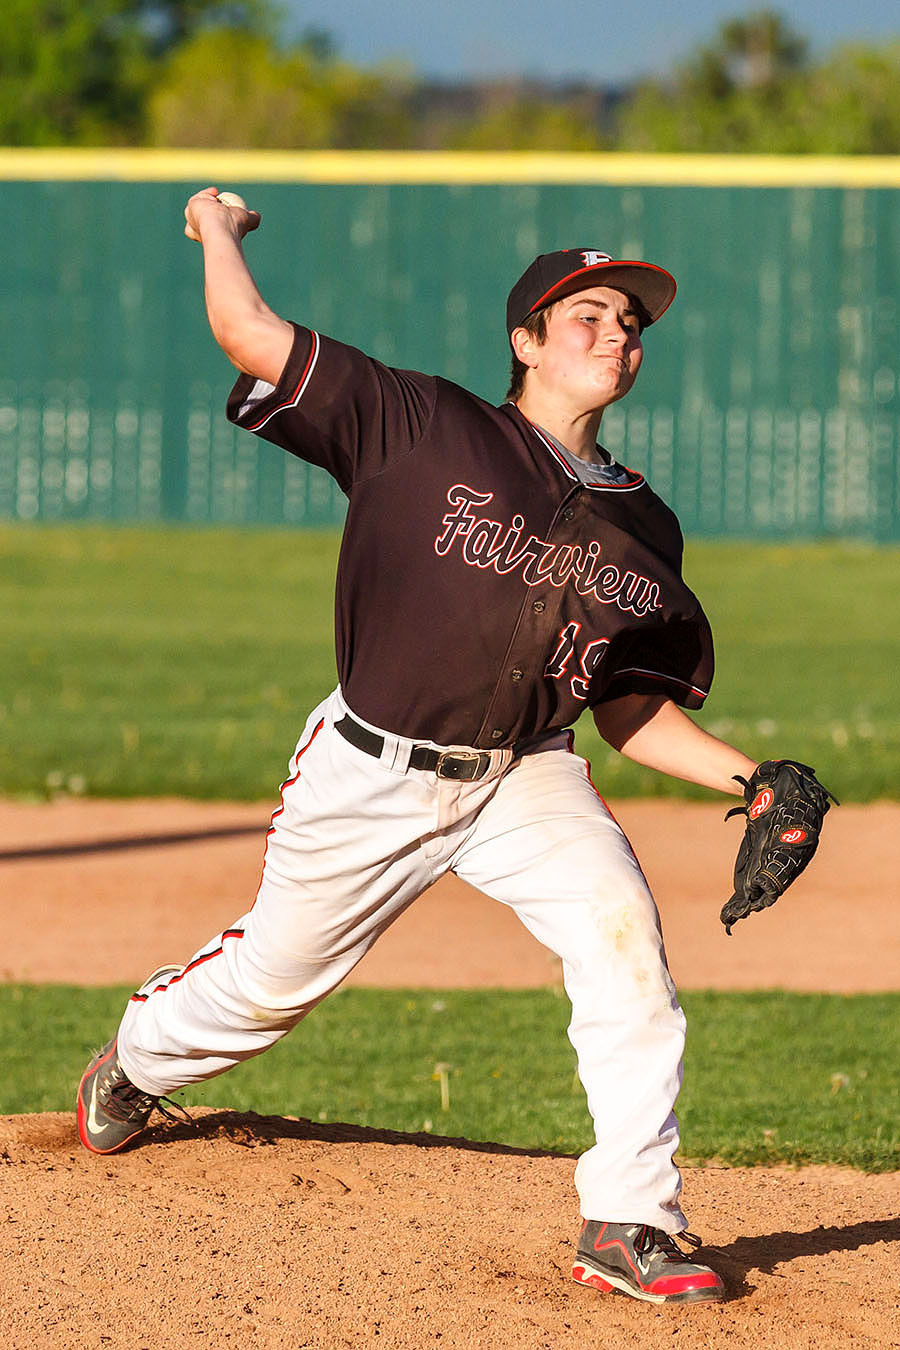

{"left": 1, "top": 524, "right": 897, "bottom": 800}
{"left": 3, "top": 985, "right": 898, "bottom": 1171}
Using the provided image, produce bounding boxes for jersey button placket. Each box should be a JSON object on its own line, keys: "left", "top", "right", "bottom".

{"left": 475, "top": 491, "right": 582, "bottom": 747}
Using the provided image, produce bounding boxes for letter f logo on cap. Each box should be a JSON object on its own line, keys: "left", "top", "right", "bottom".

{"left": 580, "top": 251, "right": 612, "bottom": 267}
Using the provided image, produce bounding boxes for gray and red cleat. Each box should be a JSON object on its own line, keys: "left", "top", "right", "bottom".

{"left": 573, "top": 1220, "right": 725, "bottom": 1304}
{"left": 76, "top": 1038, "right": 163, "bottom": 1154}
{"left": 76, "top": 965, "right": 184, "bottom": 1154}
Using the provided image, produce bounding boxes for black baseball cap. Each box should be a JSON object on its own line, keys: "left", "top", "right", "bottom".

{"left": 506, "top": 248, "right": 677, "bottom": 336}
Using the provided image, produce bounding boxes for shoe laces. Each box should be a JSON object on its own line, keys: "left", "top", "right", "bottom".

{"left": 156, "top": 1095, "right": 197, "bottom": 1130}
{"left": 101, "top": 1070, "right": 159, "bottom": 1123}
{"left": 634, "top": 1226, "right": 702, "bottom": 1261}
{"left": 102, "top": 1066, "right": 195, "bottom": 1132}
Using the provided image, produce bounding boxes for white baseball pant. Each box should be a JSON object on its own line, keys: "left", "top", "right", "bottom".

{"left": 117, "top": 687, "right": 688, "bottom": 1232}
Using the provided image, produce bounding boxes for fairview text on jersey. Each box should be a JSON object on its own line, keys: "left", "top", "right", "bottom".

{"left": 434, "top": 483, "right": 664, "bottom": 619}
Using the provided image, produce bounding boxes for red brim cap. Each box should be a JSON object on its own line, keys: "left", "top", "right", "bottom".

{"left": 506, "top": 249, "right": 677, "bottom": 335}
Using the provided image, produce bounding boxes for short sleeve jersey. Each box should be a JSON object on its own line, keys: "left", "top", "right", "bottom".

{"left": 227, "top": 324, "right": 714, "bottom": 749}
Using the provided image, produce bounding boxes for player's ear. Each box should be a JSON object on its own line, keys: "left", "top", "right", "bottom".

{"left": 510, "top": 326, "right": 540, "bottom": 369}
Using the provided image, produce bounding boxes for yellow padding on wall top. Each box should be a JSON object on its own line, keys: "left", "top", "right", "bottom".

{"left": 1, "top": 148, "right": 899, "bottom": 187}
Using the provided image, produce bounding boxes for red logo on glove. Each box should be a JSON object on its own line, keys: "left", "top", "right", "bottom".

{"left": 780, "top": 828, "right": 807, "bottom": 844}
{"left": 749, "top": 789, "right": 774, "bottom": 819}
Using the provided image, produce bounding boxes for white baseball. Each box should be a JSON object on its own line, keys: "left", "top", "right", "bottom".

{"left": 217, "top": 191, "right": 248, "bottom": 209}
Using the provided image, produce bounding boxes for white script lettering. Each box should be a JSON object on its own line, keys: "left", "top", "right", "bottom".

{"left": 434, "top": 484, "right": 662, "bottom": 618}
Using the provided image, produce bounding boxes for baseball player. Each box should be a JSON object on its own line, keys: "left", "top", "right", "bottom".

{"left": 76, "top": 188, "right": 823, "bottom": 1305}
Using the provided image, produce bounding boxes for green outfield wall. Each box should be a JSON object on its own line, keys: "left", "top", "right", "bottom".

{"left": 1, "top": 152, "right": 898, "bottom": 537}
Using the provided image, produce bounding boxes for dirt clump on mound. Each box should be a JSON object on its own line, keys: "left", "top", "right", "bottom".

{"left": 3, "top": 1109, "right": 899, "bottom": 1349}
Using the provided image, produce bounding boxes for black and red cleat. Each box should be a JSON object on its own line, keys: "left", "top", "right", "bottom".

{"left": 573, "top": 1220, "right": 725, "bottom": 1304}
{"left": 76, "top": 1038, "right": 163, "bottom": 1154}
{"left": 76, "top": 965, "right": 185, "bottom": 1155}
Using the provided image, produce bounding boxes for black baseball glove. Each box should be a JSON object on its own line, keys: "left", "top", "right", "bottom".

{"left": 720, "top": 759, "right": 838, "bottom": 935}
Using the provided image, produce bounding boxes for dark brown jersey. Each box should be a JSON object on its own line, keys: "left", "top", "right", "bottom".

{"left": 227, "top": 325, "right": 714, "bottom": 749}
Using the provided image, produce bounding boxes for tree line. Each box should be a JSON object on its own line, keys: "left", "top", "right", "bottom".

{"left": 3, "top": 3, "right": 899, "bottom": 152}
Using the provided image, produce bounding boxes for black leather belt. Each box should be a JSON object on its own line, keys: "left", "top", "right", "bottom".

{"left": 335, "top": 714, "right": 493, "bottom": 781}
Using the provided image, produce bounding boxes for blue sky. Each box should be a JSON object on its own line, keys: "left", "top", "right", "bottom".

{"left": 283, "top": 1, "right": 899, "bottom": 82}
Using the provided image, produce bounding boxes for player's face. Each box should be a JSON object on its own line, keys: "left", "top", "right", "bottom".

{"left": 521, "top": 286, "right": 644, "bottom": 411}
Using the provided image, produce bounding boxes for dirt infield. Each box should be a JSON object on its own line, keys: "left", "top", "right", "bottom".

{"left": 2, "top": 797, "right": 899, "bottom": 1347}
{"left": 2, "top": 796, "right": 897, "bottom": 990}
{"left": 4, "top": 1111, "right": 899, "bottom": 1349}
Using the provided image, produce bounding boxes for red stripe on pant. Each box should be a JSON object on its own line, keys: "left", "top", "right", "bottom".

{"left": 129, "top": 931, "right": 246, "bottom": 1003}
{"left": 251, "top": 716, "right": 326, "bottom": 908}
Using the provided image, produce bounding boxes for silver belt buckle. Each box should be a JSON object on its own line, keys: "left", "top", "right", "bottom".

{"left": 435, "top": 749, "right": 483, "bottom": 781}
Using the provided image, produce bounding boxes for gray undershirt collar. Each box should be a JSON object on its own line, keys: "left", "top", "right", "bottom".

{"left": 536, "top": 425, "right": 632, "bottom": 486}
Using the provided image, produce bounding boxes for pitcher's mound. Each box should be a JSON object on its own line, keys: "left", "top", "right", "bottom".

{"left": 3, "top": 1109, "right": 898, "bottom": 1349}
